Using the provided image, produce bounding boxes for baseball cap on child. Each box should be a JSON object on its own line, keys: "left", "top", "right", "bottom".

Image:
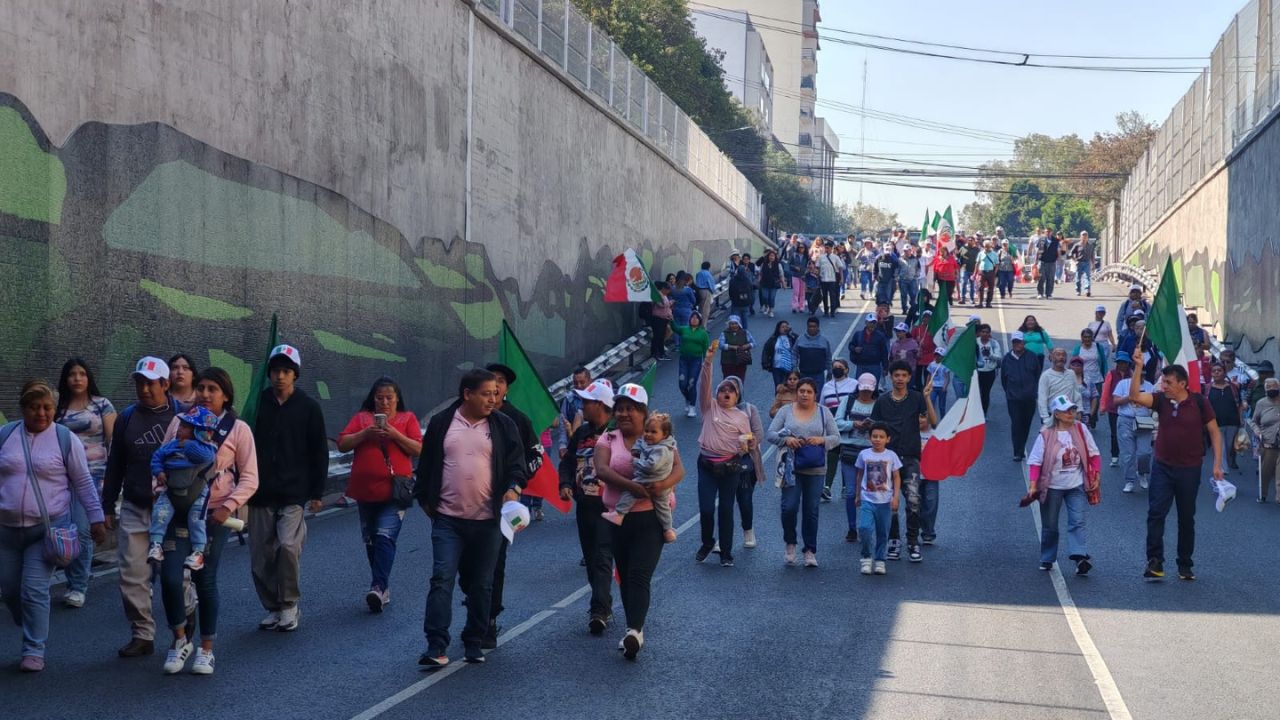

{"left": 857, "top": 373, "right": 878, "bottom": 391}
{"left": 131, "top": 356, "right": 170, "bottom": 381}
{"left": 894, "top": 322, "right": 910, "bottom": 333}
{"left": 178, "top": 406, "right": 219, "bottom": 433}
{"left": 269, "top": 344, "right": 302, "bottom": 369}
{"left": 500, "top": 500, "right": 531, "bottom": 544}
{"left": 1050, "top": 395, "right": 1078, "bottom": 413}
{"left": 574, "top": 379, "right": 616, "bottom": 408}
{"left": 865, "top": 312, "right": 876, "bottom": 322}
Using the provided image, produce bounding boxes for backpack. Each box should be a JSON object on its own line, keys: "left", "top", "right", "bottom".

{"left": 729, "top": 273, "right": 753, "bottom": 307}
{"left": 761, "top": 335, "right": 778, "bottom": 371}
{"left": 0, "top": 422, "right": 73, "bottom": 468}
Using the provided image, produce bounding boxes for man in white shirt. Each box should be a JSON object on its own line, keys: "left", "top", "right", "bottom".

{"left": 1038, "top": 348, "right": 1082, "bottom": 426}
{"left": 1111, "top": 352, "right": 1154, "bottom": 493}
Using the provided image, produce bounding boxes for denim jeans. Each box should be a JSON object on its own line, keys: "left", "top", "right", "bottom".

{"left": 1146, "top": 461, "right": 1202, "bottom": 568}
{"left": 859, "top": 270, "right": 873, "bottom": 294}
{"left": 611, "top": 510, "right": 664, "bottom": 631}
{"left": 952, "top": 374, "right": 969, "bottom": 400}
{"left": 678, "top": 356, "right": 702, "bottom": 407}
{"left": 887, "top": 457, "right": 923, "bottom": 544}
{"left": 959, "top": 272, "right": 976, "bottom": 302}
{"left": 358, "top": 502, "right": 405, "bottom": 592}
{"left": 0, "top": 521, "right": 61, "bottom": 658}
{"left": 424, "top": 514, "right": 503, "bottom": 653}
{"left": 1075, "top": 261, "right": 1092, "bottom": 293}
{"left": 1038, "top": 261, "right": 1056, "bottom": 296}
{"left": 1116, "top": 416, "right": 1153, "bottom": 484}
{"left": 698, "top": 456, "right": 741, "bottom": 558}
{"left": 997, "top": 269, "right": 1015, "bottom": 297}
{"left": 780, "top": 473, "right": 823, "bottom": 553}
{"left": 919, "top": 479, "right": 939, "bottom": 540}
{"left": 150, "top": 487, "right": 209, "bottom": 551}
{"left": 65, "top": 493, "right": 94, "bottom": 595}
{"left": 1039, "top": 486, "right": 1088, "bottom": 563}
{"left": 898, "top": 278, "right": 919, "bottom": 315}
{"left": 858, "top": 501, "right": 891, "bottom": 560}
{"left": 930, "top": 387, "right": 948, "bottom": 415}
{"left": 161, "top": 520, "right": 229, "bottom": 639}
{"left": 759, "top": 287, "right": 779, "bottom": 309}
{"left": 574, "top": 494, "right": 614, "bottom": 618}
{"left": 841, "top": 460, "right": 861, "bottom": 531}
{"left": 731, "top": 305, "right": 751, "bottom": 329}
{"left": 875, "top": 280, "right": 895, "bottom": 306}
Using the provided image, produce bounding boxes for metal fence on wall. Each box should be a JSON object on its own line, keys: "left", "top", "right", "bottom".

{"left": 1116, "top": 0, "right": 1280, "bottom": 261}
{"left": 479, "top": 0, "right": 764, "bottom": 229}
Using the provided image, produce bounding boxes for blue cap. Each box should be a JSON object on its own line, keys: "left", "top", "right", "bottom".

{"left": 1114, "top": 351, "right": 1133, "bottom": 364}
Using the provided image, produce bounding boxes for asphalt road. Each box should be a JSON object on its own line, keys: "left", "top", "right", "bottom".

{"left": 6, "top": 280, "right": 1278, "bottom": 720}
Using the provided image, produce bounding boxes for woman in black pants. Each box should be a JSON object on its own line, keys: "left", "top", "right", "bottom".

{"left": 593, "top": 384, "right": 684, "bottom": 660}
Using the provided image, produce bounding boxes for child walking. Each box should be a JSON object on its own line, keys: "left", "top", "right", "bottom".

{"left": 928, "top": 347, "right": 952, "bottom": 414}
{"left": 147, "top": 406, "right": 219, "bottom": 570}
{"left": 854, "top": 423, "right": 902, "bottom": 576}
{"left": 603, "top": 413, "right": 678, "bottom": 543}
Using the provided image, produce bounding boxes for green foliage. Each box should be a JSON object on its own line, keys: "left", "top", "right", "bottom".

{"left": 988, "top": 180, "right": 1096, "bottom": 237}
{"left": 571, "top": 0, "right": 810, "bottom": 233}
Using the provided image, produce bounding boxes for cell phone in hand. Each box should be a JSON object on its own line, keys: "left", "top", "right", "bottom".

{"left": 374, "top": 413, "right": 388, "bottom": 428}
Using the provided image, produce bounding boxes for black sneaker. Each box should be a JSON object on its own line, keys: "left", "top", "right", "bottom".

{"left": 1177, "top": 566, "right": 1196, "bottom": 581}
{"left": 695, "top": 544, "right": 714, "bottom": 563}
{"left": 921, "top": 536, "right": 936, "bottom": 546}
{"left": 1039, "top": 562, "right": 1053, "bottom": 571}
{"left": 418, "top": 650, "right": 449, "bottom": 668}
{"left": 907, "top": 544, "right": 922, "bottom": 562}
{"left": 820, "top": 488, "right": 833, "bottom": 503}
{"left": 463, "top": 644, "right": 485, "bottom": 663}
{"left": 845, "top": 529, "right": 858, "bottom": 543}
{"left": 1143, "top": 558, "right": 1165, "bottom": 580}
{"left": 588, "top": 614, "right": 611, "bottom": 635}
{"left": 1075, "top": 557, "right": 1093, "bottom": 576}
{"left": 481, "top": 620, "right": 500, "bottom": 650}
{"left": 1013, "top": 455, "right": 1024, "bottom": 462}
{"left": 886, "top": 539, "right": 901, "bottom": 561}
{"left": 720, "top": 555, "right": 735, "bottom": 568}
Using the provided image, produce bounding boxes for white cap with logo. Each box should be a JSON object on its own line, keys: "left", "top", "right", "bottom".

{"left": 1050, "top": 395, "right": 1079, "bottom": 413}
{"left": 131, "top": 356, "right": 170, "bottom": 381}
{"left": 574, "top": 379, "right": 616, "bottom": 408}
{"left": 615, "top": 383, "right": 649, "bottom": 406}
{"left": 269, "top": 344, "right": 302, "bottom": 369}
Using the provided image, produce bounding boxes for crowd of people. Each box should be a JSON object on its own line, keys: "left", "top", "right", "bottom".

{"left": 3, "top": 227, "right": 1276, "bottom": 676}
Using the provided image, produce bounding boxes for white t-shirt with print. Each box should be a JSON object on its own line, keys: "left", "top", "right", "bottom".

{"left": 855, "top": 447, "right": 903, "bottom": 504}
{"left": 1027, "top": 428, "right": 1099, "bottom": 490}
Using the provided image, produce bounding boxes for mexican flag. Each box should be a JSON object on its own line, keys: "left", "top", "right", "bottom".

{"left": 498, "top": 321, "right": 572, "bottom": 513}
{"left": 240, "top": 312, "right": 278, "bottom": 427}
{"left": 604, "top": 248, "right": 662, "bottom": 303}
{"left": 936, "top": 206, "right": 955, "bottom": 249}
{"left": 920, "top": 324, "right": 985, "bottom": 481}
{"left": 919, "top": 208, "right": 930, "bottom": 246}
{"left": 1145, "top": 257, "right": 1201, "bottom": 393}
{"left": 926, "top": 286, "right": 950, "bottom": 346}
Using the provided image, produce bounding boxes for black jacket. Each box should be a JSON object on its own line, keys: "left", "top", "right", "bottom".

{"left": 415, "top": 401, "right": 527, "bottom": 518}
{"left": 499, "top": 400, "right": 542, "bottom": 477}
{"left": 249, "top": 388, "right": 329, "bottom": 507}
{"left": 1000, "top": 350, "right": 1044, "bottom": 402}
{"left": 761, "top": 332, "right": 798, "bottom": 371}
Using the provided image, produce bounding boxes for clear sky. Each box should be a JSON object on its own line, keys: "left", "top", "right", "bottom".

{"left": 817, "top": 0, "right": 1249, "bottom": 225}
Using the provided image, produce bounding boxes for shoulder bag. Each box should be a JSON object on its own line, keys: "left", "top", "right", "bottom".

{"left": 381, "top": 438, "right": 416, "bottom": 509}
{"left": 19, "top": 428, "right": 80, "bottom": 568}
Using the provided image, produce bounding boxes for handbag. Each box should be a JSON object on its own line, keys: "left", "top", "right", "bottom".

{"left": 379, "top": 440, "right": 415, "bottom": 510}
{"left": 793, "top": 443, "right": 826, "bottom": 470}
{"left": 702, "top": 453, "right": 744, "bottom": 478}
{"left": 19, "top": 429, "right": 80, "bottom": 569}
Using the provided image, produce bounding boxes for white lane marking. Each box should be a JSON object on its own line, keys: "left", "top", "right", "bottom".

{"left": 1001, "top": 306, "right": 1133, "bottom": 720}
{"left": 349, "top": 491, "right": 705, "bottom": 719}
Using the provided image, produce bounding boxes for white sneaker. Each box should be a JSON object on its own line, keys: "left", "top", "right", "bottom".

{"left": 784, "top": 544, "right": 797, "bottom": 565}
{"left": 63, "top": 590, "right": 85, "bottom": 609}
{"left": 1139, "top": 475, "right": 1149, "bottom": 490}
{"left": 711, "top": 541, "right": 720, "bottom": 554}
{"left": 860, "top": 559, "right": 873, "bottom": 575}
{"left": 1109, "top": 458, "right": 1119, "bottom": 467}
{"left": 686, "top": 405, "right": 696, "bottom": 418}
{"left": 163, "top": 640, "right": 193, "bottom": 674}
{"left": 621, "top": 628, "right": 644, "bottom": 660}
{"left": 1122, "top": 481, "right": 1135, "bottom": 493}
{"left": 276, "top": 606, "right": 299, "bottom": 632}
{"left": 190, "top": 648, "right": 215, "bottom": 675}
{"left": 743, "top": 529, "right": 757, "bottom": 549}
{"left": 258, "top": 611, "right": 281, "bottom": 630}
{"left": 803, "top": 550, "right": 818, "bottom": 568}
{"left": 874, "top": 561, "right": 887, "bottom": 575}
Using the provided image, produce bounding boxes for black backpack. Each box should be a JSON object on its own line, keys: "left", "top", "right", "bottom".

{"left": 729, "top": 274, "right": 753, "bottom": 306}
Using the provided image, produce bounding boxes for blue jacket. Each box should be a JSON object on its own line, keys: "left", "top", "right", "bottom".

{"left": 849, "top": 326, "right": 890, "bottom": 368}
{"left": 1000, "top": 349, "right": 1044, "bottom": 402}
{"left": 671, "top": 286, "right": 697, "bottom": 324}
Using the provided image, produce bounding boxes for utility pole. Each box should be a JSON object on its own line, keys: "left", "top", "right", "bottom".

{"left": 859, "top": 57, "right": 868, "bottom": 205}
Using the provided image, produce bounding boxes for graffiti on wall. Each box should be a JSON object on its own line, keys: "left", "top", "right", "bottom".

{"left": 0, "top": 93, "right": 755, "bottom": 425}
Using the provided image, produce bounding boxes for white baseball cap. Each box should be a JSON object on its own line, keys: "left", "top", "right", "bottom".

{"left": 615, "top": 383, "right": 649, "bottom": 406}
{"left": 865, "top": 312, "right": 877, "bottom": 322}
{"left": 1050, "top": 395, "right": 1079, "bottom": 413}
{"left": 574, "top": 379, "right": 616, "bottom": 408}
{"left": 1129, "top": 283, "right": 1143, "bottom": 292}
{"left": 857, "top": 373, "right": 878, "bottom": 391}
{"left": 894, "top": 322, "right": 910, "bottom": 333}
{"left": 500, "top": 500, "right": 531, "bottom": 544}
{"left": 1095, "top": 305, "right": 1106, "bottom": 313}
{"left": 1010, "top": 331, "right": 1026, "bottom": 342}
{"left": 968, "top": 314, "right": 981, "bottom": 324}
{"left": 269, "top": 343, "right": 302, "bottom": 369}
{"left": 131, "top": 356, "right": 170, "bottom": 381}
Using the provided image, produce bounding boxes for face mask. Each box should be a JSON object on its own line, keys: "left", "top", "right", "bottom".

{"left": 1268, "top": 389, "right": 1280, "bottom": 399}
{"left": 832, "top": 368, "right": 847, "bottom": 379}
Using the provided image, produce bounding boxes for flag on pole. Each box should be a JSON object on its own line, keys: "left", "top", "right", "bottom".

{"left": 639, "top": 362, "right": 659, "bottom": 397}
{"left": 936, "top": 206, "right": 955, "bottom": 249}
{"left": 920, "top": 324, "right": 986, "bottom": 481}
{"left": 1145, "top": 257, "right": 1201, "bottom": 393}
{"left": 604, "top": 248, "right": 662, "bottom": 303}
{"left": 920, "top": 208, "right": 930, "bottom": 246}
{"left": 240, "top": 313, "right": 278, "bottom": 428}
{"left": 926, "top": 286, "right": 950, "bottom": 345}
{"left": 499, "top": 321, "right": 572, "bottom": 513}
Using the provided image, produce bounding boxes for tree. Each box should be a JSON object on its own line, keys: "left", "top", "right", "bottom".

{"left": 843, "top": 202, "right": 900, "bottom": 233}
{"left": 959, "top": 201, "right": 995, "bottom": 235}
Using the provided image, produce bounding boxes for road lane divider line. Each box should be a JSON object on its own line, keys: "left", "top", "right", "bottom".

{"left": 1000, "top": 306, "right": 1133, "bottom": 720}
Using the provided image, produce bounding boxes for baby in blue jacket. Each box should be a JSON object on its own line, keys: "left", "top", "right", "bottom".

{"left": 147, "top": 406, "right": 219, "bottom": 570}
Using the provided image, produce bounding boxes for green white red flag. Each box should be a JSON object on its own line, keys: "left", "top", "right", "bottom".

{"left": 936, "top": 206, "right": 955, "bottom": 249}
{"left": 920, "top": 324, "right": 985, "bottom": 481}
{"left": 605, "top": 248, "right": 662, "bottom": 303}
{"left": 1145, "top": 257, "right": 1201, "bottom": 393}
{"left": 498, "top": 321, "right": 571, "bottom": 513}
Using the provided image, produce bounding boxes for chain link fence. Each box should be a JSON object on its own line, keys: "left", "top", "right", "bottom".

{"left": 1116, "top": 0, "right": 1278, "bottom": 260}
{"left": 479, "top": 0, "right": 763, "bottom": 230}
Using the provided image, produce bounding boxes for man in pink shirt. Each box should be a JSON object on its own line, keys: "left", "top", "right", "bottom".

{"left": 416, "top": 369, "right": 527, "bottom": 668}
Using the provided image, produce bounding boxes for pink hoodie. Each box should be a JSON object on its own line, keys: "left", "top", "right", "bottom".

{"left": 161, "top": 416, "right": 259, "bottom": 512}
